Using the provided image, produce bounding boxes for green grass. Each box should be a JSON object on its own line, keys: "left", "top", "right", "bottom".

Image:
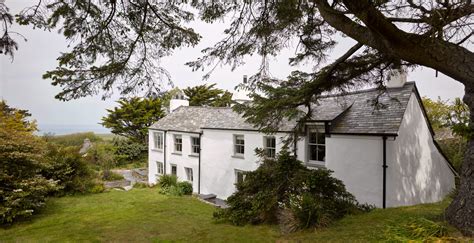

{"left": 0, "top": 189, "right": 468, "bottom": 242}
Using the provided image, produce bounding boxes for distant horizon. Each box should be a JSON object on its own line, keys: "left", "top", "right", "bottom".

{"left": 37, "top": 123, "right": 110, "bottom": 135}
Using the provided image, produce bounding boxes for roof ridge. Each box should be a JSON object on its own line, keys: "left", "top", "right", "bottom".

{"left": 318, "top": 82, "right": 415, "bottom": 99}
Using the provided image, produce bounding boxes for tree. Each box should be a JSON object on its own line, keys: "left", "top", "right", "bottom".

{"left": 101, "top": 97, "right": 165, "bottom": 143}
{"left": 2, "top": 1, "right": 473, "bottom": 235}
{"left": 0, "top": 101, "right": 59, "bottom": 223}
{"left": 183, "top": 83, "right": 232, "bottom": 107}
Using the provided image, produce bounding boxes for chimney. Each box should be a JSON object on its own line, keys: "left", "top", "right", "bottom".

{"left": 169, "top": 91, "right": 189, "bottom": 112}
{"left": 386, "top": 69, "right": 407, "bottom": 88}
{"left": 243, "top": 75, "right": 248, "bottom": 84}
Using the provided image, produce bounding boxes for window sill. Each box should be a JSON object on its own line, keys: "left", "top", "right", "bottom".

{"left": 306, "top": 161, "right": 326, "bottom": 168}
{"left": 188, "top": 154, "right": 199, "bottom": 158}
{"left": 151, "top": 149, "right": 163, "bottom": 153}
{"left": 232, "top": 154, "right": 245, "bottom": 159}
{"left": 171, "top": 152, "right": 182, "bottom": 156}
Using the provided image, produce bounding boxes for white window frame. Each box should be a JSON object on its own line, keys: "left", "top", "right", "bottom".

{"left": 263, "top": 136, "right": 276, "bottom": 158}
{"left": 171, "top": 164, "right": 177, "bottom": 176}
{"left": 233, "top": 135, "right": 245, "bottom": 156}
{"left": 174, "top": 134, "right": 182, "bottom": 153}
{"left": 184, "top": 167, "right": 193, "bottom": 182}
{"left": 234, "top": 169, "right": 247, "bottom": 185}
{"left": 191, "top": 136, "right": 200, "bottom": 155}
{"left": 307, "top": 127, "right": 326, "bottom": 164}
{"left": 156, "top": 161, "right": 164, "bottom": 175}
{"left": 153, "top": 132, "right": 163, "bottom": 150}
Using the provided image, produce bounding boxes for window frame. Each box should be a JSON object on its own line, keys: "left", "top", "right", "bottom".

{"left": 171, "top": 164, "right": 177, "bottom": 176}
{"left": 156, "top": 161, "right": 164, "bottom": 175}
{"left": 191, "top": 136, "right": 200, "bottom": 155}
{"left": 234, "top": 169, "right": 246, "bottom": 185}
{"left": 184, "top": 167, "right": 193, "bottom": 182}
{"left": 153, "top": 132, "right": 164, "bottom": 150}
{"left": 233, "top": 134, "right": 245, "bottom": 157}
{"left": 263, "top": 136, "right": 276, "bottom": 158}
{"left": 173, "top": 134, "right": 182, "bottom": 153}
{"left": 307, "top": 127, "right": 326, "bottom": 164}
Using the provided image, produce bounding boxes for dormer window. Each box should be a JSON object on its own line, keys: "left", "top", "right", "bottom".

{"left": 308, "top": 127, "right": 325, "bottom": 163}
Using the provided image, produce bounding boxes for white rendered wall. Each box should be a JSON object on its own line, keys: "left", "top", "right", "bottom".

{"left": 386, "top": 94, "right": 455, "bottom": 207}
{"left": 200, "top": 130, "right": 290, "bottom": 198}
{"left": 325, "top": 135, "right": 384, "bottom": 207}
{"left": 148, "top": 130, "right": 200, "bottom": 194}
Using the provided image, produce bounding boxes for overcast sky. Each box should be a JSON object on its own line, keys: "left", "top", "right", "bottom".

{"left": 0, "top": 1, "right": 466, "bottom": 130}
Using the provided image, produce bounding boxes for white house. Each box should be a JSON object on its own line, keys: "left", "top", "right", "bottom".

{"left": 148, "top": 76, "right": 457, "bottom": 208}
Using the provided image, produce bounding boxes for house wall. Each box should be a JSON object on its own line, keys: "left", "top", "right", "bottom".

{"left": 148, "top": 130, "right": 200, "bottom": 193}
{"left": 200, "top": 129, "right": 290, "bottom": 199}
{"left": 325, "top": 135, "right": 384, "bottom": 207}
{"left": 386, "top": 94, "right": 455, "bottom": 207}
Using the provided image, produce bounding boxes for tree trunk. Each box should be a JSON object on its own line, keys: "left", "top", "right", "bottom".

{"left": 446, "top": 87, "right": 474, "bottom": 236}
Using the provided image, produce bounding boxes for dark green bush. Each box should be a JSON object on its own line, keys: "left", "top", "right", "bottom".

{"left": 177, "top": 181, "right": 193, "bottom": 195}
{"left": 214, "top": 151, "right": 365, "bottom": 231}
{"left": 112, "top": 137, "right": 147, "bottom": 166}
{"left": 42, "top": 144, "right": 98, "bottom": 195}
{"left": 158, "top": 174, "right": 178, "bottom": 188}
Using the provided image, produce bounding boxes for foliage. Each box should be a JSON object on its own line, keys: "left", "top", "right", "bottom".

{"left": 437, "top": 137, "right": 467, "bottom": 172}
{"left": 84, "top": 143, "right": 116, "bottom": 180}
{"left": 112, "top": 137, "right": 147, "bottom": 166}
{"left": 177, "top": 181, "right": 193, "bottom": 195}
{"left": 158, "top": 175, "right": 178, "bottom": 188}
{"left": 384, "top": 217, "right": 448, "bottom": 241}
{"left": 0, "top": 101, "right": 60, "bottom": 224}
{"left": 132, "top": 182, "right": 149, "bottom": 189}
{"left": 422, "top": 97, "right": 471, "bottom": 138}
{"left": 101, "top": 171, "right": 125, "bottom": 182}
{"left": 42, "top": 132, "right": 103, "bottom": 147}
{"left": 214, "top": 152, "right": 362, "bottom": 230}
{"left": 183, "top": 83, "right": 233, "bottom": 107}
{"left": 101, "top": 97, "right": 165, "bottom": 143}
{"left": 42, "top": 144, "right": 98, "bottom": 195}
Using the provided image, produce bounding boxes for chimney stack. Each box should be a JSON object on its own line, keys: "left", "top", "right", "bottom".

{"left": 169, "top": 90, "right": 189, "bottom": 112}
{"left": 386, "top": 69, "right": 407, "bottom": 88}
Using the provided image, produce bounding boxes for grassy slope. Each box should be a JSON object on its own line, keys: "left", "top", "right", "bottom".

{"left": 0, "top": 189, "right": 466, "bottom": 242}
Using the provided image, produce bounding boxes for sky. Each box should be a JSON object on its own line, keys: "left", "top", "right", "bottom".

{"left": 0, "top": 1, "right": 466, "bottom": 133}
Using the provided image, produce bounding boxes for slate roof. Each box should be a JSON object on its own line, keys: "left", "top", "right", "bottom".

{"left": 150, "top": 82, "right": 416, "bottom": 135}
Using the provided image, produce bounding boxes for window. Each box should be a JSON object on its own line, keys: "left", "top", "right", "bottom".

{"left": 171, "top": 164, "right": 177, "bottom": 176}
{"left": 234, "top": 135, "right": 245, "bottom": 156}
{"left": 308, "top": 128, "right": 325, "bottom": 162}
{"left": 174, "top": 134, "right": 182, "bottom": 152}
{"left": 185, "top": 167, "right": 193, "bottom": 182}
{"left": 153, "top": 132, "right": 163, "bottom": 150}
{"left": 235, "top": 170, "right": 246, "bottom": 184}
{"left": 264, "top": 136, "right": 276, "bottom": 158}
{"left": 156, "top": 162, "right": 164, "bottom": 175}
{"left": 191, "top": 137, "right": 200, "bottom": 154}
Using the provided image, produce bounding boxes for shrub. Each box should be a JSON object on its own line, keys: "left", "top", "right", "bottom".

{"left": 89, "top": 183, "right": 105, "bottom": 193}
{"left": 112, "top": 137, "right": 147, "bottom": 166}
{"left": 101, "top": 171, "right": 125, "bottom": 181}
{"left": 177, "top": 181, "right": 193, "bottom": 195}
{"left": 158, "top": 175, "right": 178, "bottom": 188}
{"left": 84, "top": 143, "right": 117, "bottom": 178}
{"left": 214, "top": 151, "right": 364, "bottom": 231}
{"left": 42, "top": 144, "right": 98, "bottom": 195}
{"left": 133, "top": 182, "right": 149, "bottom": 188}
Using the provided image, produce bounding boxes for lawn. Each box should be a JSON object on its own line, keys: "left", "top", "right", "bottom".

{"left": 0, "top": 188, "right": 467, "bottom": 242}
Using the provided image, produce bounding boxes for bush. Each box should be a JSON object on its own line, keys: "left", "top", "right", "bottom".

{"left": 112, "top": 138, "right": 147, "bottom": 166}
{"left": 214, "top": 151, "right": 364, "bottom": 231}
{"left": 42, "top": 144, "right": 98, "bottom": 195}
{"left": 101, "top": 171, "right": 125, "bottom": 181}
{"left": 133, "top": 182, "right": 149, "bottom": 188}
{"left": 177, "top": 181, "right": 193, "bottom": 195}
{"left": 43, "top": 132, "right": 103, "bottom": 147}
{"left": 158, "top": 175, "right": 178, "bottom": 188}
{"left": 89, "top": 183, "right": 105, "bottom": 193}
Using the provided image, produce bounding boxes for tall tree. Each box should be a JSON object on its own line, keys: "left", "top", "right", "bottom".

{"left": 101, "top": 97, "right": 164, "bottom": 143}
{"left": 2, "top": 1, "right": 473, "bottom": 235}
{"left": 183, "top": 83, "right": 233, "bottom": 107}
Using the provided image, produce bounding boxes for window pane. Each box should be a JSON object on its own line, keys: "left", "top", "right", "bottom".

{"left": 171, "top": 165, "right": 177, "bottom": 175}
{"left": 317, "top": 145, "right": 325, "bottom": 161}
{"left": 309, "top": 145, "right": 318, "bottom": 161}
{"left": 309, "top": 132, "right": 317, "bottom": 144}
{"left": 317, "top": 133, "right": 325, "bottom": 144}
